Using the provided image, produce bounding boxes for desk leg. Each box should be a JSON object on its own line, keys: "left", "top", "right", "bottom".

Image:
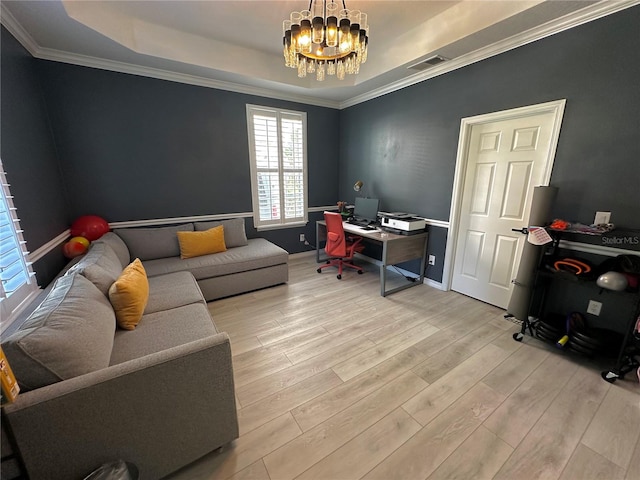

{"left": 418, "top": 236, "right": 428, "bottom": 284}
{"left": 380, "top": 242, "right": 388, "bottom": 297}
{"left": 315, "top": 221, "right": 328, "bottom": 263}
{"left": 379, "top": 234, "right": 428, "bottom": 297}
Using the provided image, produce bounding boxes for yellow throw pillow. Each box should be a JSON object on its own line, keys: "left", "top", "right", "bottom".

{"left": 108, "top": 258, "right": 149, "bottom": 330}
{"left": 177, "top": 226, "right": 227, "bottom": 259}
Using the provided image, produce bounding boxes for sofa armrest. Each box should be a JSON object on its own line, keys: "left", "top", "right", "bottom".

{"left": 3, "top": 333, "right": 238, "bottom": 480}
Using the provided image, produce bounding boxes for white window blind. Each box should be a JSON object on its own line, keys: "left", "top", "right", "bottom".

{"left": 1, "top": 159, "right": 37, "bottom": 326}
{"left": 246, "top": 105, "right": 308, "bottom": 230}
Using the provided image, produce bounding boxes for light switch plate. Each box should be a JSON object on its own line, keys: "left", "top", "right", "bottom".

{"left": 587, "top": 300, "right": 602, "bottom": 316}
{"left": 594, "top": 211, "right": 611, "bottom": 225}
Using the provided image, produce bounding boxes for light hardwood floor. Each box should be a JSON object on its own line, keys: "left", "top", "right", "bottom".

{"left": 167, "top": 254, "right": 640, "bottom": 480}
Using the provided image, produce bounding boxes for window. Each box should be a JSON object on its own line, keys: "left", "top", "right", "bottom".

{"left": 1, "top": 159, "right": 37, "bottom": 327}
{"left": 246, "top": 105, "right": 308, "bottom": 230}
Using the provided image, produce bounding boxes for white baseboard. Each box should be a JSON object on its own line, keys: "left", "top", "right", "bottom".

{"left": 424, "top": 278, "right": 445, "bottom": 290}
{"left": 288, "top": 250, "right": 317, "bottom": 259}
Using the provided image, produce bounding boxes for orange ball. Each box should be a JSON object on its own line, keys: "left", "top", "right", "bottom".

{"left": 62, "top": 239, "right": 88, "bottom": 258}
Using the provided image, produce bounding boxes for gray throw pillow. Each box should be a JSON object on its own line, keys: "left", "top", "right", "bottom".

{"left": 115, "top": 223, "right": 194, "bottom": 260}
{"left": 93, "top": 232, "right": 131, "bottom": 268}
{"left": 1, "top": 274, "right": 116, "bottom": 391}
{"left": 66, "top": 243, "right": 123, "bottom": 296}
{"left": 194, "top": 218, "right": 248, "bottom": 248}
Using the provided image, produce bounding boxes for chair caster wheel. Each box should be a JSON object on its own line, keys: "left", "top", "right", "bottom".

{"left": 337, "top": 274, "right": 342, "bottom": 280}
{"left": 513, "top": 332, "right": 524, "bottom": 342}
{"left": 601, "top": 371, "right": 619, "bottom": 383}
{"left": 357, "top": 270, "right": 363, "bottom": 274}
{"left": 317, "top": 268, "right": 322, "bottom": 274}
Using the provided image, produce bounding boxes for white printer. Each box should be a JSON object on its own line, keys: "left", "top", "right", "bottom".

{"left": 379, "top": 212, "right": 426, "bottom": 233}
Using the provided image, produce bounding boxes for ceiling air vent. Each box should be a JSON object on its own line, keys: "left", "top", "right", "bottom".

{"left": 408, "top": 55, "right": 449, "bottom": 71}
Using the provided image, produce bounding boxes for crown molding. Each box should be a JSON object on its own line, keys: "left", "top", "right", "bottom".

{"left": 0, "top": 2, "right": 39, "bottom": 56}
{"left": 340, "top": 0, "right": 640, "bottom": 108}
{"left": 0, "top": 4, "right": 340, "bottom": 109}
{"left": 35, "top": 48, "right": 342, "bottom": 109}
{"left": 3, "top": 1, "right": 638, "bottom": 110}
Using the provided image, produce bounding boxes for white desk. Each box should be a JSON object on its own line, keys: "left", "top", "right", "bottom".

{"left": 316, "top": 220, "right": 429, "bottom": 297}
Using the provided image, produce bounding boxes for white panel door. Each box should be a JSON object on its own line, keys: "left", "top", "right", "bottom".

{"left": 451, "top": 111, "right": 558, "bottom": 308}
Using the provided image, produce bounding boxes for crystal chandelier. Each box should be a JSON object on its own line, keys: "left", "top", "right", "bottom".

{"left": 283, "top": 0, "right": 369, "bottom": 81}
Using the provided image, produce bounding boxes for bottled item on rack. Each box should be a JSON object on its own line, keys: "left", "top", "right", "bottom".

{"left": 549, "top": 218, "right": 615, "bottom": 234}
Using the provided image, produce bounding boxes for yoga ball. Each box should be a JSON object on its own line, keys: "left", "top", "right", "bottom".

{"left": 70, "top": 215, "right": 109, "bottom": 241}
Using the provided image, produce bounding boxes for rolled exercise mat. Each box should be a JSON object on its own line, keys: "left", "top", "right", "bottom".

{"left": 506, "top": 186, "right": 558, "bottom": 322}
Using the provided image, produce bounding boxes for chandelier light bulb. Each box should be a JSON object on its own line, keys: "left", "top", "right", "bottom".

{"left": 317, "top": 62, "right": 326, "bottom": 81}
{"left": 311, "top": 1, "right": 324, "bottom": 44}
{"left": 336, "top": 58, "right": 345, "bottom": 80}
{"left": 298, "top": 57, "right": 307, "bottom": 77}
{"left": 283, "top": 0, "right": 368, "bottom": 81}
{"left": 300, "top": 10, "right": 312, "bottom": 53}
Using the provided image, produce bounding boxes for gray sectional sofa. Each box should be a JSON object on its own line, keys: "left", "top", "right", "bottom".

{"left": 114, "top": 218, "right": 289, "bottom": 301}
{"left": 1, "top": 219, "right": 289, "bottom": 479}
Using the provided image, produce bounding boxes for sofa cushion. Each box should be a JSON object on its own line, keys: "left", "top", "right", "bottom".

{"left": 109, "top": 303, "right": 217, "bottom": 365}
{"left": 115, "top": 223, "right": 194, "bottom": 261}
{"left": 177, "top": 226, "right": 227, "bottom": 259}
{"left": 142, "top": 238, "right": 288, "bottom": 280}
{"left": 93, "top": 231, "right": 131, "bottom": 268}
{"left": 109, "top": 259, "right": 150, "bottom": 330}
{"left": 145, "top": 271, "right": 206, "bottom": 314}
{"left": 1, "top": 274, "right": 116, "bottom": 391}
{"left": 67, "top": 243, "right": 123, "bottom": 296}
{"left": 194, "top": 218, "right": 248, "bottom": 248}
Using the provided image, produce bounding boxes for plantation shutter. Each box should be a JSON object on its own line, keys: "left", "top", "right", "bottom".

{"left": 247, "top": 105, "right": 308, "bottom": 230}
{"left": 1, "top": 159, "right": 37, "bottom": 325}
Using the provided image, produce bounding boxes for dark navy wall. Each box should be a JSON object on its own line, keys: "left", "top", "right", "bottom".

{"left": 3, "top": 6, "right": 639, "bottom": 288}
{"left": 33, "top": 61, "right": 340, "bottom": 255}
{"left": 1, "top": 27, "right": 69, "bottom": 285}
{"left": 340, "top": 6, "right": 640, "bottom": 282}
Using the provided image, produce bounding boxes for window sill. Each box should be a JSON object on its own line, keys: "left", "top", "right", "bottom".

{"left": 256, "top": 221, "right": 308, "bottom": 232}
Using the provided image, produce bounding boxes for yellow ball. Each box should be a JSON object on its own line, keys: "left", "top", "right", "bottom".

{"left": 69, "top": 236, "right": 90, "bottom": 249}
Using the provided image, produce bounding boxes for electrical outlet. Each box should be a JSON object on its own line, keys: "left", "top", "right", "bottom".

{"left": 594, "top": 211, "right": 611, "bottom": 225}
{"left": 428, "top": 255, "right": 436, "bottom": 266}
{"left": 299, "top": 233, "right": 305, "bottom": 242}
{"left": 587, "top": 300, "right": 602, "bottom": 316}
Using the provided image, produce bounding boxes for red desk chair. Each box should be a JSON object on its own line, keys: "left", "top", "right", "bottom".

{"left": 317, "top": 212, "right": 365, "bottom": 279}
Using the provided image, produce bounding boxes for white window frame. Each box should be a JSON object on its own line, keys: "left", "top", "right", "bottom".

{"left": 246, "top": 104, "right": 308, "bottom": 231}
{"left": 1, "top": 159, "right": 38, "bottom": 331}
